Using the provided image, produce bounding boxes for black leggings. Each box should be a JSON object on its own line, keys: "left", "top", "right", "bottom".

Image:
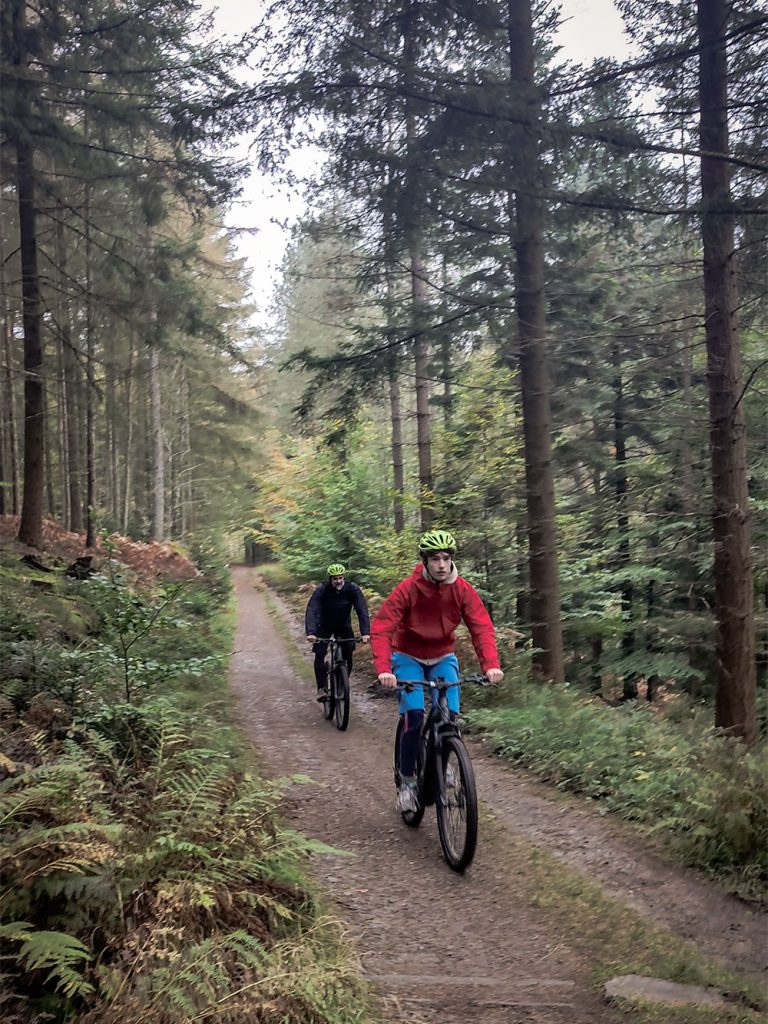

{"left": 398, "top": 708, "right": 459, "bottom": 777}
{"left": 313, "top": 638, "right": 354, "bottom": 689}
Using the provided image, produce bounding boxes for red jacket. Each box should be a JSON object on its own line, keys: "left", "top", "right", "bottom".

{"left": 371, "top": 564, "right": 500, "bottom": 674}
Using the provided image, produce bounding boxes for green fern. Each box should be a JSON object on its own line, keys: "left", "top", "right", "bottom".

{"left": 0, "top": 553, "right": 371, "bottom": 1023}
{"left": 0, "top": 922, "right": 93, "bottom": 998}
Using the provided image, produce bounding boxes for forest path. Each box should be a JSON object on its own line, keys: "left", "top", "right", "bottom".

{"left": 229, "top": 568, "right": 765, "bottom": 1022}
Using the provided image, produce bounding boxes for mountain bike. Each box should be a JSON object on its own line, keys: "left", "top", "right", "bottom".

{"left": 315, "top": 635, "right": 359, "bottom": 731}
{"left": 393, "top": 676, "right": 488, "bottom": 872}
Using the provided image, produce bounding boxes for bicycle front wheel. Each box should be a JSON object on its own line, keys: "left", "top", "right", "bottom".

{"left": 323, "top": 664, "right": 335, "bottom": 720}
{"left": 436, "top": 735, "right": 478, "bottom": 872}
{"left": 334, "top": 663, "right": 350, "bottom": 731}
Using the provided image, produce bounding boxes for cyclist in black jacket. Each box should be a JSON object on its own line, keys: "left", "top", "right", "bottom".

{"left": 305, "top": 563, "right": 371, "bottom": 700}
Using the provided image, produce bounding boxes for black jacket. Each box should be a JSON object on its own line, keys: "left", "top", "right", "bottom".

{"left": 305, "top": 580, "right": 370, "bottom": 637}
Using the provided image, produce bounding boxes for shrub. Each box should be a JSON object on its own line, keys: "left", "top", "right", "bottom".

{"left": 468, "top": 685, "right": 768, "bottom": 898}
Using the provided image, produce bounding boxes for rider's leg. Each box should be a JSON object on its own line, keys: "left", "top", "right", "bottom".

{"left": 425, "top": 654, "right": 460, "bottom": 718}
{"left": 392, "top": 652, "right": 426, "bottom": 778}
{"left": 313, "top": 640, "right": 329, "bottom": 691}
{"left": 425, "top": 654, "right": 461, "bottom": 787}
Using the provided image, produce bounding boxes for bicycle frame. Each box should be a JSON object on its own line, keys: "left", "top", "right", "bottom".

{"left": 393, "top": 675, "right": 487, "bottom": 870}
{"left": 315, "top": 635, "right": 363, "bottom": 731}
{"left": 423, "top": 684, "right": 459, "bottom": 806}
{"left": 398, "top": 675, "right": 486, "bottom": 806}
{"left": 315, "top": 634, "right": 360, "bottom": 669}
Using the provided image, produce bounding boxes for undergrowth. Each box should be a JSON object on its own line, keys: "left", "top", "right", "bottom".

{"left": 467, "top": 682, "right": 768, "bottom": 899}
{"left": 0, "top": 545, "right": 370, "bottom": 1023}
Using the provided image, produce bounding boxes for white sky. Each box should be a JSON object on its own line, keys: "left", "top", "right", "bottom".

{"left": 200, "top": 0, "right": 634, "bottom": 325}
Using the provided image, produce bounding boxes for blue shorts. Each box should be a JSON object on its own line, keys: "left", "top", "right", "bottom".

{"left": 392, "top": 651, "right": 460, "bottom": 714}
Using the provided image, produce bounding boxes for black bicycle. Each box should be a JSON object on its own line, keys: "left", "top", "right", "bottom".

{"left": 315, "top": 635, "right": 359, "bottom": 731}
{"left": 393, "top": 676, "right": 488, "bottom": 872}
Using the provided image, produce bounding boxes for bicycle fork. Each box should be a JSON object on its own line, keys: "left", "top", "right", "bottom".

{"left": 431, "top": 721, "right": 457, "bottom": 808}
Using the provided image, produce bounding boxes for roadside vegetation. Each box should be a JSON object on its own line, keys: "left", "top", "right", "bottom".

{"left": 468, "top": 681, "right": 768, "bottom": 900}
{"left": 0, "top": 535, "right": 369, "bottom": 1024}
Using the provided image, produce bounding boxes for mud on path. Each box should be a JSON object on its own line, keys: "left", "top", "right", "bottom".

{"left": 229, "top": 568, "right": 766, "bottom": 1022}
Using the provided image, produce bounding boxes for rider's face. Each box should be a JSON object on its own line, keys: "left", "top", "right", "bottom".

{"left": 330, "top": 575, "right": 345, "bottom": 589}
{"left": 426, "top": 552, "right": 452, "bottom": 580}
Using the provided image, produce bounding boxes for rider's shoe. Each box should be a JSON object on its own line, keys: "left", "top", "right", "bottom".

{"left": 316, "top": 688, "right": 329, "bottom": 702}
{"left": 397, "top": 779, "right": 419, "bottom": 813}
{"left": 444, "top": 764, "right": 456, "bottom": 788}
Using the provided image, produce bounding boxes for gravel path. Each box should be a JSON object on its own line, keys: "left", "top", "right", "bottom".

{"left": 229, "top": 568, "right": 766, "bottom": 1021}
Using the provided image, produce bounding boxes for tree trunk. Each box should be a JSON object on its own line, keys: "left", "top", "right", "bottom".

{"left": 515, "top": 509, "right": 529, "bottom": 625}
{"left": 0, "top": 391, "right": 5, "bottom": 517}
{"left": 55, "top": 215, "right": 84, "bottom": 531}
{"left": 590, "top": 439, "right": 604, "bottom": 693}
{"left": 0, "top": 248, "right": 20, "bottom": 516}
{"left": 388, "top": 361, "right": 406, "bottom": 534}
{"left": 506, "top": 0, "right": 565, "bottom": 682}
{"left": 56, "top": 331, "right": 69, "bottom": 527}
{"left": 384, "top": 257, "right": 406, "bottom": 533}
{"left": 0, "top": 362, "right": 6, "bottom": 516}
{"left": 136, "top": 354, "right": 150, "bottom": 534}
{"left": 123, "top": 339, "right": 134, "bottom": 534}
{"left": 680, "top": 332, "right": 704, "bottom": 693}
{"left": 410, "top": 235, "right": 432, "bottom": 529}
{"left": 2, "top": 314, "right": 20, "bottom": 516}
{"left": 440, "top": 330, "right": 453, "bottom": 431}
{"left": 179, "top": 363, "right": 192, "bottom": 537}
{"left": 0, "top": 246, "right": 7, "bottom": 516}
{"left": 382, "top": 164, "right": 406, "bottom": 534}
{"left": 612, "top": 340, "right": 636, "bottom": 701}
{"left": 149, "top": 328, "right": 165, "bottom": 541}
{"left": 440, "top": 255, "right": 453, "bottom": 430}
{"left": 44, "top": 383, "right": 56, "bottom": 516}
{"left": 106, "top": 357, "right": 118, "bottom": 525}
{"left": 84, "top": 180, "right": 96, "bottom": 548}
{"left": 697, "top": 0, "right": 756, "bottom": 743}
{"left": 402, "top": 14, "right": 433, "bottom": 532}
{"left": 13, "top": 0, "right": 45, "bottom": 548}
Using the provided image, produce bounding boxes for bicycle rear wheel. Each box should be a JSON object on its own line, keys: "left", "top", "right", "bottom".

{"left": 436, "top": 735, "right": 478, "bottom": 871}
{"left": 393, "top": 717, "right": 424, "bottom": 827}
{"left": 334, "top": 663, "right": 350, "bottom": 731}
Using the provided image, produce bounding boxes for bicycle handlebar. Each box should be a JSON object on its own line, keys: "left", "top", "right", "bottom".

{"left": 394, "top": 674, "right": 490, "bottom": 692}
{"left": 313, "top": 635, "right": 366, "bottom": 643}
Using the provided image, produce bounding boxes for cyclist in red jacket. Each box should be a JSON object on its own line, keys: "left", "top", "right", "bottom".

{"left": 371, "top": 529, "right": 503, "bottom": 812}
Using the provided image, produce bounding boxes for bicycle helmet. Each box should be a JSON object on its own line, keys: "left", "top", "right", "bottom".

{"left": 418, "top": 529, "right": 456, "bottom": 555}
{"left": 327, "top": 563, "right": 347, "bottom": 576}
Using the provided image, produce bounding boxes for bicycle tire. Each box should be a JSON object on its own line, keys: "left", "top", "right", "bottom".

{"left": 436, "top": 735, "right": 478, "bottom": 871}
{"left": 323, "top": 661, "right": 335, "bottom": 720}
{"left": 334, "top": 663, "right": 350, "bottom": 731}
{"left": 393, "top": 717, "right": 424, "bottom": 827}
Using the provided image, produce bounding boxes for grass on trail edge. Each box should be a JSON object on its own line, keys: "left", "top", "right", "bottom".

{"left": 254, "top": 566, "right": 766, "bottom": 1023}
{"left": 256, "top": 577, "right": 316, "bottom": 686}
{"left": 483, "top": 813, "right": 766, "bottom": 1023}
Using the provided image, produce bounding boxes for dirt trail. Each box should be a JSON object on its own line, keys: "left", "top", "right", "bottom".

{"left": 229, "top": 568, "right": 766, "bottom": 1022}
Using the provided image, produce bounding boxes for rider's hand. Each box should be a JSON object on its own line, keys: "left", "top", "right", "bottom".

{"left": 378, "top": 672, "right": 397, "bottom": 688}
{"left": 486, "top": 668, "right": 504, "bottom": 685}
{"left": 306, "top": 634, "right": 317, "bottom": 644}
{"left": 361, "top": 635, "right": 370, "bottom": 644}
